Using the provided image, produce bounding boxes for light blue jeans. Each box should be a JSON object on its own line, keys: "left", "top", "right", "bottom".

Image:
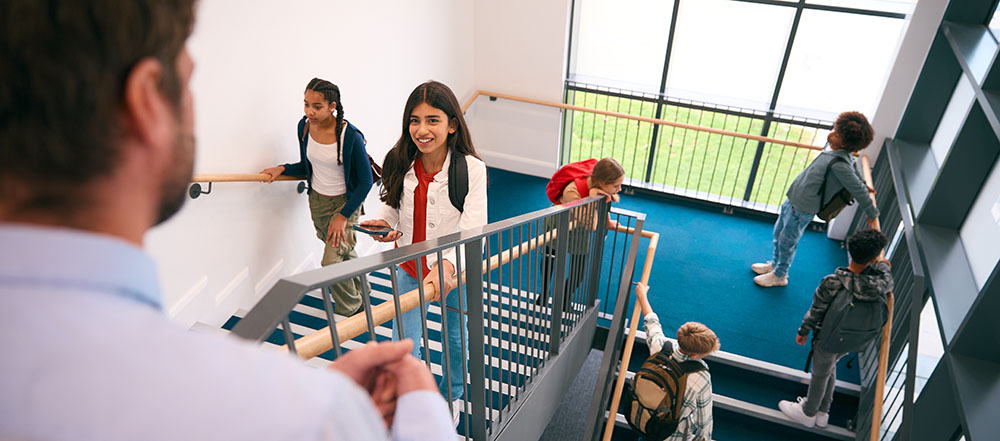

{"left": 771, "top": 200, "right": 815, "bottom": 278}
{"left": 390, "top": 267, "right": 468, "bottom": 401}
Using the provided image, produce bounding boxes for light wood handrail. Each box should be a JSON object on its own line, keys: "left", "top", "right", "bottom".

{"left": 462, "top": 89, "right": 823, "bottom": 151}
{"left": 191, "top": 173, "right": 301, "bottom": 183}
{"left": 862, "top": 155, "right": 893, "bottom": 441}
{"left": 602, "top": 225, "right": 659, "bottom": 441}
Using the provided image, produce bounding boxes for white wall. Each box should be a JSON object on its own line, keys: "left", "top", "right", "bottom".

{"left": 867, "top": 0, "right": 949, "bottom": 161}
{"left": 147, "top": 0, "right": 475, "bottom": 327}
{"left": 465, "top": 0, "right": 573, "bottom": 178}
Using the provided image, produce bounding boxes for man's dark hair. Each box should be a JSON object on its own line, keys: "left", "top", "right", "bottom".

{"left": 0, "top": 0, "right": 196, "bottom": 214}
{"left": 848, "top": 229, "right": 889, "bottom": 264}
{"left": 834, "top": 111, "right": 875, "bottom": 153}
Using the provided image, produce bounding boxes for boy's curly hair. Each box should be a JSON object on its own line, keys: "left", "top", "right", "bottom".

{"left": 848, "top": 228, "right": 888, "bottom": 264}
{"left": 834, "top": 111, "right": 875, "bottom": 153}
{"left": 677, "top": 322, "right": 720, "bottom": 356}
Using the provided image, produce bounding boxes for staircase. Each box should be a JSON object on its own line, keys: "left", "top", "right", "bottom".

{"left": 217, "top": 267, "right": 594, "bottom": 438}
{"left": 602, "top": 329, "right": 860, "bottom": 441}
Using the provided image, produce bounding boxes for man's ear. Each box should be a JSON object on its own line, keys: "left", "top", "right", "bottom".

{"left": 122, "top": 58, "right": 174, "bottom": 151}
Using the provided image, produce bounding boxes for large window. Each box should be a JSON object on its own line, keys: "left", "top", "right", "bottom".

{"left": 569, "top": 0, "right": 911, "bottom": 123}
{"left": 666, "top": 0, "right": 794, "bottom": 109}
{"left": 572, "top": 0, "right": 674, "bottom": 92}
{"left": 564, "top": 0, "right": 912, "bottom": 211}
{"left": 776, "top": 9, "right": 906, "bottom": 119}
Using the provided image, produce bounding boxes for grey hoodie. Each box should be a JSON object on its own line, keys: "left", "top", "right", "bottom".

{"left": 798, "top": 261, "right": 894, "bottom": 336}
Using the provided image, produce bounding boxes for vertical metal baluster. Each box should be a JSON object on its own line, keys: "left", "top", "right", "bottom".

{"left": 604, "top": 210, "right": 621, "bottom": 316}
{"left": 685, "top": 108, "right": 706, "bottom": 193}
{"left": 463, "top": 238, "right": 488, "bottom": 441}
{"left": 416, "top": 260, "right": 432, "bottom": 371}
{"left": 389, "top": 265, "right": 404, "bottom": 340}
{"left": 550, "top": 210, "right": 570, "bottom": 355}
{"left": 528, "top": 218, "right": 541, "bottom": 376}
{"left": 321, "top": 288, "right": 342, "bottom": 359}
{"left": 611, "top": 91, "right": 623, "bottom": 161}
{"left": 436, "top": 250, "right": 454, "bottom": 409}
{"left": 507, "top": 227, "right": 518, "bottom": 405}
{"left": 453, "top": 244, "right": 470, "bottom": 439}
{"left": 589, "top": 91, "right": 598, "bottom": 158}
{"left": 484, "top": 234, "right": 496, "bottom": 425}
{"left": 708, "top": 109, "right": 729, "bottom": 200}
{"left": 587, "top": 199, "right": 609, "bottom": 308}
{"left": 620, "top": 216, "right": 634, "bottom": 332}
{"left": 702, "top": 106, "right": 721, "bottom": 195}
{"left": 281, "top": 318, "right": 297, "bottom": 356}
{"left": 728, "top": 115, "right": 750, "bottom": 205}
{"left": 507, "top": 227, "right": 519, "bottom": 403}
{"left": 673, "top": 123, "right": 690, "bottom": 190}
{"left": 516, "top": 224, "right": 527, "bottom": 386}
{"left": 360, "top": 274, "right": 376, "bottom": 341}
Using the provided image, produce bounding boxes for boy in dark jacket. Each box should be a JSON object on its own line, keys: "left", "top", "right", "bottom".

{"left": 779, "top": 229, "right": 893, "bottom": 428}
{"left": 753, "top": 111, "right": 879, "bottom": 287}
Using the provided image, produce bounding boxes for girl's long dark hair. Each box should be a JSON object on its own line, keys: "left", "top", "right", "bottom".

{"left": 380, "top": 81, "right": 481, "bottom": 209}
{"left": 305, "top": 78, "right": 345, "bottom": 164}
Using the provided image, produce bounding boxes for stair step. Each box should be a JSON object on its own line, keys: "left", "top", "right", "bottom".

{"left": 622, "top": 327, "right": 860, "bottom": 396}
{"left": 616, "top": 371, "right": 855, "bottom": 440}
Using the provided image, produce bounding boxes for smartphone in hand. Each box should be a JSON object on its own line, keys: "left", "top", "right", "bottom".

{"left": 352, "top": 224, "right": 398, "bottom": 237}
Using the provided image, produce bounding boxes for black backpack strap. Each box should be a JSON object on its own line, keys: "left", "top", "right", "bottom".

{"left": 448, "top": 153, "right": 469, "bottom": 212}
{"left": 659, "top": 340, "right": 674, "bottom": 355}
{"left": 817, "top": 155, "right": 848, "bottom": 205}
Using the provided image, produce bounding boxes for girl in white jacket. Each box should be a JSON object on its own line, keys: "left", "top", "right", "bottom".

{"left": 360, "top": 81, "right": 487, "bottom": 423}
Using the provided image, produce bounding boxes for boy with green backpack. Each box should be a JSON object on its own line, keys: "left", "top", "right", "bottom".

{"left": 779, "top": 229, "right": 893, "bottom": 428}
{"left": 621, "top": 283, "right": 720, "bottom": 441}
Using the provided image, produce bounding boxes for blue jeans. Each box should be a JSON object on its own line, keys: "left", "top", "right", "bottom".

{"left": 771, "top": 200, "right": 815, "bottom": 278}
{"left": 390, "top": 267, "right": 468, "bottom": 401}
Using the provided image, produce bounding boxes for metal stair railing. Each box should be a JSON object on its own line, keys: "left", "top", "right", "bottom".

{"left": 847, "top": 147, "right": 926, "bottom": 441}
{"left": 228, "top": 195, "right": 647, "bottom": 441}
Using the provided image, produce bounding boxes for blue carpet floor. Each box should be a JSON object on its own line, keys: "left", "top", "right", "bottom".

{"left": 486, "top": 167, "right": 859, "bottom": 382}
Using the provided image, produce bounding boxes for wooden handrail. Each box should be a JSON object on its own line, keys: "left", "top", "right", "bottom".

{"left": 602, "top": 225, "right": 659, "bottom": 441}
{"left": 191, "top": 173, "right": 301, "bottom": 183}
{"left": 862, "top": 155, "right": 894, "bottom": 441}
{"left": 462, "top": 89, "right": 823, "bottom": 151}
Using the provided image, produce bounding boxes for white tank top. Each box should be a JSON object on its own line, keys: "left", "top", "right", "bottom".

{"left": 306, "top": 124, "right": 348, "bottom": 196}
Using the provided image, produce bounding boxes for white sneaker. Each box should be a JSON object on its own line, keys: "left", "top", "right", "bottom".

{"left": 754, "top": 272, "right": 788, "bottom": 287}
{"left": 778, "top": 397, "right": 816, "bottom": 428}
{"left": 751, "top": 262, "right": 774, "bottom": 275}
{"left": 816, "top": 411, "right": 829, "bottom": 428}
{"left": 451, "top": 399, "right": 462, "bottom": 427}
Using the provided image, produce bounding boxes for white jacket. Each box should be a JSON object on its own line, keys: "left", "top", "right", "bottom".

{"left": 378, "top": 151, "right": 488, "bottom": 275}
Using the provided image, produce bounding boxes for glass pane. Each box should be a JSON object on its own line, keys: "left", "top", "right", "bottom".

{"left": 565, "top": 89, "right": 658, "bottom": 182}
{"left": 665, "top": 0, "right": 795, "bottom": 109}
{"left": 915, "top": 299, "right": 945, "bottom": 398}
{"left": 775, "top": 10, "right": 906, "bottom": 120}
{"left": 572, "top": 0, "right": 674, "bottom": 92}
{"left": 806, "top": 0, "right": 916, "bottom": 15}
{"left": 960, "top": 157, "right": 1000, "bottom": 290}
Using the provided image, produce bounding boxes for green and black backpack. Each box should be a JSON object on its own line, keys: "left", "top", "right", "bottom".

{"left": 620, "top": 341, "right": 708, "bottom": 441}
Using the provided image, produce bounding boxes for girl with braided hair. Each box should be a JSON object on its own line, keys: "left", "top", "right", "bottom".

{"left": 261, "top": 78, "right": 374, "bottom": 316}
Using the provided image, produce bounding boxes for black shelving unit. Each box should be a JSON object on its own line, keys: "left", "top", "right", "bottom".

{"left": 883, "top": 0, "right": 1000, "bottom": 439}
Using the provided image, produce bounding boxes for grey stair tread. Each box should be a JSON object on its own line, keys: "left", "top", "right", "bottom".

{"left": 620, "top": 326, "right": 860, "bottom": 396}
{"left": 606, "top": 386, "right": 854, "bottom": 441}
